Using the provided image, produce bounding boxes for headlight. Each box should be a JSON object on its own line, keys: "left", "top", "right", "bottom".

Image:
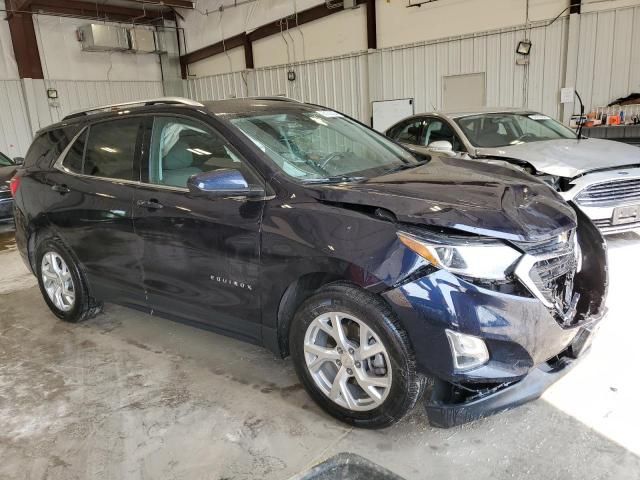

{"left": 397, "top": 231, "right": 521, "bottom": 280}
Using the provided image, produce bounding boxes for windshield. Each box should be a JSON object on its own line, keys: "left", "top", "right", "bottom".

{"left": 230, "top": 109, "right": 418, "bottom": 182}
{"left": 0, "top": 151, "right": 12, "bottom": 167}
{"left": 455, "top": 113, "right": 577, "bottom": 148}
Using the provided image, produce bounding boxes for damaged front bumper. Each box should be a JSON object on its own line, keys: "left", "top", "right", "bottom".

{"left": 425, "top": 321, "right": 600, "bottom": 428}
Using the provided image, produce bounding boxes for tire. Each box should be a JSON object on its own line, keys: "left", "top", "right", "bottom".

{"left": 35, "top": 236, "right": 102, "bottom": 323}
{"left": 290, "top": 282, "right": 425, "bottom": 429}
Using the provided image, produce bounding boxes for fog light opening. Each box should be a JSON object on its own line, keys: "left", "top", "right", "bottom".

{"left": 445, "top": 329, "right": 490, "bottom": 371}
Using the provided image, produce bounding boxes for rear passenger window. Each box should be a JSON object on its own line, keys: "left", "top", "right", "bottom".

{"left": 83, "top": 118, "right": 141, "bottom": 181}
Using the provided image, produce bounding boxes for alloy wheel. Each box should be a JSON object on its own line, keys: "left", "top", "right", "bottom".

{"left": 303, "top": 311, "right": 392, "bottom": 411}
{"left": 41, "top": 251, "right": 75, "bottom": 312}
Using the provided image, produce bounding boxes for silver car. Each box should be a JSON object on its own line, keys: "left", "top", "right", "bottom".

{"left": 386, "top": 110, "right": 640, "bottom": 234}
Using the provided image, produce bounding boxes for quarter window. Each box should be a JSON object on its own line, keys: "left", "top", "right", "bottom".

{"left": 146, "top": 116, "right": 256, "bottom": 189}
{"left": 63, "top": 130, "right": 87, "bottom": 174}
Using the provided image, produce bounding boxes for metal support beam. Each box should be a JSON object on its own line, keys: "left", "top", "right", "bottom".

{"left": 181, "top": 0, "right": 368, "bottom": 70}
{"left": 569, "top": 0, "right": 581, "bottom": 15}
{"left": 366, "top": 0, "right": 376, "bottom": 50}
{"left": 6, "top": 0, "right": 43, "bottom": 79}
{"left": 243, "top": 34, "right": 254, "bottom": 70}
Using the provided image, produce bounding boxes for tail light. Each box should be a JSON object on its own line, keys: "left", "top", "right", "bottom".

{"left": 9, "top": 176, "right": 20, "bottom": 197}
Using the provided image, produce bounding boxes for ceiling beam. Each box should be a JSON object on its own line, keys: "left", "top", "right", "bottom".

{"left": 128, "top": 0, "right": 194, "bottom": 9}
{"left": 20, "top": 0, "right": 176, "bottom": 23}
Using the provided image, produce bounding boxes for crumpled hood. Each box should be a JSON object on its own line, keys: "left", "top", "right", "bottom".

{"left": 308, "top": 156, "right": 576, "bottom": 242}
{"left": 476, "top": 138, "right": 640, "bottom": 178}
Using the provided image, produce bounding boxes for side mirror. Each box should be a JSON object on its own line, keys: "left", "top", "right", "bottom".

{"left": 187, "top": 169, "right": 264, "bottom": 198}
{"left": 13, "top": 157, "right": 24, "bottom": 166}
{"left": 427, "top": 140, "right": 454, "bottom": 153}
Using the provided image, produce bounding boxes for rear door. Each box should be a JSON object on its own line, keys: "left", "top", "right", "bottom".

{"left": 45, "top": 116, "right": 146, "bottom": 306}
{"left": 132, "top": 114, "right": 265, "bottom": 341}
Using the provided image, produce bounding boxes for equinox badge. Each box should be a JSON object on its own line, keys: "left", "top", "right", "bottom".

{"left": 210, "top": 274, "right": 253, "bottom": 291}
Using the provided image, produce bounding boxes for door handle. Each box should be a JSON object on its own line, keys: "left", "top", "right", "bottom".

{"left": 51, "top": 184, "right": 70, "bottom": 194}
{"left": 136, "top": 199, "right": 164, "bottom": 209}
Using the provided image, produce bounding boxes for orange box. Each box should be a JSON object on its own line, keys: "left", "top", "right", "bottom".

{"left": 607, "top": 115, "right": 621, "bottom": 126}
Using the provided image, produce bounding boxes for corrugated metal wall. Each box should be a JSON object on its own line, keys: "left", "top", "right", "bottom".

{"left": 186, "top": 53, "right": 370, "bottom": 123}
{"left": 0, "top": 80, "right": 33, "bottom": 159}
{"left": 251, "top": 53, "right": 370, "bottom": 123}
{"left": 369, "top": 18, "right": 568, "bottom": 119}
{"left": 186, "top": 71, "right": 248, "bottom": 101}
{"left": 45, "top": 80, "right": 164, "bottom": 123}
{"left": 1, "top": 79, "right": 165, "bottom": 155}
{"left": 573, "top": 5, "right": 640, "bottom": 111}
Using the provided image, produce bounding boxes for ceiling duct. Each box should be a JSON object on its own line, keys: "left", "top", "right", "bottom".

{"left": 129, "top": 28, "right": 159, "bottom": 54}
{"left": 77, "top": 24, "right": 129, "bottom": 52}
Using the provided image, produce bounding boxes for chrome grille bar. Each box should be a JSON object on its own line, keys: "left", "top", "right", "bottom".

{"left": 576, "top": 178, "right": 640, "bottom": 206}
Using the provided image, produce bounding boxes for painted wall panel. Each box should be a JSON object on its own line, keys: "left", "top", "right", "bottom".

{"left": 573, "top": 6, "right": 640, "bottom": 111}
{"left": 370, "top": 19, "right": 568, "bottom": 119}
{"left": 187, "top": 72, "right": 249, "bottom": 101}
{"left": 251, "top": 54, "right": 369, "bottom": 123}
{"left": 0, "top": 81, "right": 33, "bottom": 157}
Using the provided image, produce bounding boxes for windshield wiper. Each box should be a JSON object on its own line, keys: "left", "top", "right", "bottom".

{"left": 302, "top": 175, "right": 368, "bottom": 184}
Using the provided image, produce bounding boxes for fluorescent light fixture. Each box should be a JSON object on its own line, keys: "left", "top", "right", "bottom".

{"left": 100, "top": 146, "right": 118, "bottom": 153}
{"left": 186, "top": 148, "right": 212, "bottom": 156}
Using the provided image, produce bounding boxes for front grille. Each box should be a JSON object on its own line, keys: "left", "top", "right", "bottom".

{"left": 513, "top": 230, "right": 579, "bottom": 327}
{"left": 575, "top": 178, "right": 640, "bottom": 206}
{"left": 592, "top": 217, "right": 640, "bottom": 233}
{"left": 529, "top": 254, "right": 577, "bottom": 306}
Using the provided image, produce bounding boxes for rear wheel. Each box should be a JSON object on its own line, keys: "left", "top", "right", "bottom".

{"left": 35, "top": 237, "right": 102, "bottom": 323}
{"left": 290, "top": 283, "right": 425, "bottom": 428}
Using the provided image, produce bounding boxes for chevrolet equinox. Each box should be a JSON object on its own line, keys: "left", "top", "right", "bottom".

{"left": 11, "top": 97, "right": 608, "bottom": 428}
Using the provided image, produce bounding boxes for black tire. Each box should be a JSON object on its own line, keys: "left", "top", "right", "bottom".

{"left": 35, "top": 236, "right": 103, "bottom": 323}
{"left": 290, "top": 282, "right": 425, "bottom": 429}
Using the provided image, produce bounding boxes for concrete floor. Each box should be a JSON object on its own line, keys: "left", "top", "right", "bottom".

{"left": 1, "top": 223, "right": 639, "bottom": 480}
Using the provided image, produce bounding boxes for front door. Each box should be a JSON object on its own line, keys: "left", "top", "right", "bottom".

{"left": 133, "top": 114, "right": 265, "bottom": 341}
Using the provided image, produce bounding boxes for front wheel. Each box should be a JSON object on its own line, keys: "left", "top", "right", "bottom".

{"left": 290, "top": 283, "right": 425, "bottom": 428}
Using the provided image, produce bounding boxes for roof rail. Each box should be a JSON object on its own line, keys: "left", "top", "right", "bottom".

{"left": 250, "top": 96, "right": 302, "bottom": 103}
{"left": 62, "top": 97, "right": 204, "bottom": 121}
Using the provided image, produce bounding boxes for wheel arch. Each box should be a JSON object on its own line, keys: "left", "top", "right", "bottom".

{"left": 274, "top": 272, "right": 357, "bottom": 358}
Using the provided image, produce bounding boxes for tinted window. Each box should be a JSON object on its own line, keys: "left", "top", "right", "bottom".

{"left": 83, "top": 118, "right": 140, "bottom": 180}
{"left": 62, "top": 130, "right": 87, "bottom": 173}
{"left": 389, "top": 119, "right": 424, "bottom": 145}
{"left": 147, "top": 116, "right": 256, "bottom": 188}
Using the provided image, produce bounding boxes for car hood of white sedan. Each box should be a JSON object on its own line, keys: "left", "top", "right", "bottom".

{"left": 475, "top": 138, "right": 640, "bottom": 179}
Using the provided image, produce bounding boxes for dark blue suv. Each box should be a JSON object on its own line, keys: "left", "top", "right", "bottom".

{"left": 11, "top": 97, "right": 607, "bottom": 428}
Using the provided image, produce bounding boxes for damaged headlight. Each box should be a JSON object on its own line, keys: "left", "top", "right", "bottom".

{"left": 397, "top": 231, "right": 522, "bottom": 281}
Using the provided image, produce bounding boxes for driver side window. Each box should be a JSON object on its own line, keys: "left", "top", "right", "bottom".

{"left": 146, "top": 116, "right": 256, "bottom": 189}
